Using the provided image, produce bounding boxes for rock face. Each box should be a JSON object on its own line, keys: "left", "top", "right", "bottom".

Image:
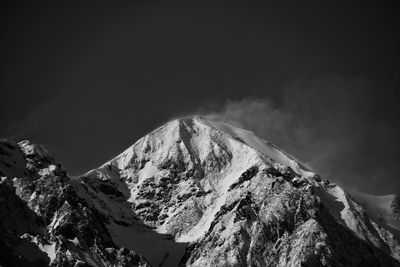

{"left": 1, "top": 117, "right": 400, "bottom": 266}
{"left": 0, "top": 140, "right": 150, "bottom": 267}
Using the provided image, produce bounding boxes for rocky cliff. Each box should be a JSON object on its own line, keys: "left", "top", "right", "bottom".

{"left": 1, "top": 117, "right": 399, "bottom": 266}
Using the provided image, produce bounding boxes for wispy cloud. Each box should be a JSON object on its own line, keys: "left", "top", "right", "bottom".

{"left": 198, "top": 76, "right": 400, "bottom": 195}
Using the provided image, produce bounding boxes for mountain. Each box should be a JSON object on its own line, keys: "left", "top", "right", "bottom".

{"left": 351, "top": 192, "right": 400, "bottom": 237}
{"left": 1, "top": 117, "right": 400, "bottom": 266}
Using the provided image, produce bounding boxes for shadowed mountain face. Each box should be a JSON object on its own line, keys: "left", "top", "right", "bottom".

{"left": 1, "top": 117, "right": 400, "bottom": 266}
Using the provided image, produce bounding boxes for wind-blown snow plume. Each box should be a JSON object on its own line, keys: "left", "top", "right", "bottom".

{"left": 1, "top": 117, "right": 400, "bottom": 266}
{"left": 202, "top": 98, "right": 338, "bottom": 186}
{"left": 203, "top": 98, "right": 311, "bottom": 165}
{"left": 198, "top": 76, "right": 400, "bottom": 195}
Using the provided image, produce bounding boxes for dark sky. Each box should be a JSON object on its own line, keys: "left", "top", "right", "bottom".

{"left": 1, "top": 1, "right": 399, "bottom": 194}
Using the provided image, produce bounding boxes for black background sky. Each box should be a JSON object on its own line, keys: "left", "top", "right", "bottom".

{"left": 1, "top": 1, "right": 399, "bottom": 195}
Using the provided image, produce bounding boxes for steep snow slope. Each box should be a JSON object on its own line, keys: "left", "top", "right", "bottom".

{"left": 81, "top": 118, "right": 271, "bottom": 264}
{"left": 84, "top": 118, "right": 311, "bottom": 240}
{"left": 206, "top": 120, "right": 314, "bottom": 178}
{"left": 1, "top": 117, "right": 400, "bottom": 266}
{"left": 352, "top": 192, "right": 400, "bottom": 235}
{"left": 83, "top": 117, "right": 400, "bottom": 266}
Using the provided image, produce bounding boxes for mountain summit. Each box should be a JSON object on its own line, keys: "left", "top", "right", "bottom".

{"left": 1, "top": 117, "right": 400, "bottom": 266}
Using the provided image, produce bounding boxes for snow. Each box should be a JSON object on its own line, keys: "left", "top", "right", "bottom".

{"left": 29, "top": 192, "right": 37, "bottom": 201}
{"left": 4, "top": 116, "right": 400, "bottom": 265}
{"left": 107, "top": 221, "right": 187, "bottom": 267}
{"left": 48, "top": 211, "right": 64, "bottom": 232}
{"left": 69, "top": 237, "right": 80, "bottom": 246}
{"left": 103, "top": 120, "right": 182, "bottom": 171}
{"left": 94, "top": 117, "right": 314, "bottom": 180}
{"left": 86, "top": 116, "right": 318, "bottom": 245}
{"left": 75, "top": 180, "right": 137, "bottom": 222}
{"left": 81, "top": 116, "right": 400, "bottom": 263}
{"left": 18, "top": 140, "right": 50, "bottom": 159}
{"left": 126, "top": 161, "right": 160, "bottom": 201}
{"left": 39, "top": 242, "right": 57, "bottom": 264}
{"left": 176, "top": 122, "right": 263, "bottom": 242}
{"left": 317, "top": 183, "right": 400, "bottom": 247}
{"left": 175, "top": 168, "right": 236, "bottom": 242}
{"left": 138, "top": 161, "right": 158, "bottom": 180}
{"left": 204, "top": 119, "right": 314, "bottom": 178}
{"left": 39, "top": 164, "right": 57, "bottom": 176}
{"left": 0, "top": 140, "right": 58, "bottom": 179}
{"left": 27, "top": 235, "right": 57, "bottom": 264}
{"left": 324, "top": 185, "right": 353, "bottom": 226}
{"left": 352, "top": 192, "right": 400, "bottom": 232}
{"left": 317, "top": 184, "right": 371, "bottom": 240}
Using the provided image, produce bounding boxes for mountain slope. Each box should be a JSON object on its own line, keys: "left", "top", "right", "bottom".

{"left": 1, "top": 117, "right": 400, "bottom": 266}
{"left": 0, "top": 139, "right": 150, "bottom": 266}
{"left": 351, "top": 192, "right": 400, "bottom": 236}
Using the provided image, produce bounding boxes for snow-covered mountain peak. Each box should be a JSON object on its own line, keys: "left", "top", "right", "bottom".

{"left": 2, "top": 118, "right": 400, "bottom": 266}
{"left": 93, "top": 117, "right": 314, "bottom": 181}
{"left": 78, "top": 117, "right": 400, "bottom": 265}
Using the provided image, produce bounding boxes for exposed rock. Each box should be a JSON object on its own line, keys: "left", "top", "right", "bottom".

{"left": 228, "top": 166, "right": 259, "bottom": 191}
{"left": 0, "top": 140, "right": 150, "bottom": 267}
{"left": 1, "top": 117, "right": 400, "bottom": 266}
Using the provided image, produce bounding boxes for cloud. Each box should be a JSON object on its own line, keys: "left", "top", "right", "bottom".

{"left": 199, "top": 75, "right": 400, "bottom": 195}
{"left": 4, "top": 72, "right": 398, "bottom": 195}
{"left": 203, "top": 98, "right": 310, "bottom": 161}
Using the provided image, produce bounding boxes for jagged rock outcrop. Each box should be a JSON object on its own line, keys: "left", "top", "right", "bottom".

{"left": 0, "top": 140, "right": 150, "bottom": 267}
{"left": 1, "top": 117, "right": 400, "bottom": 266}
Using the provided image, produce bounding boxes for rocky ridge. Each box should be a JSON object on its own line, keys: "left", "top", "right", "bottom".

{"left": 1, "top": 117, "right": 400, "bottom": 266}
